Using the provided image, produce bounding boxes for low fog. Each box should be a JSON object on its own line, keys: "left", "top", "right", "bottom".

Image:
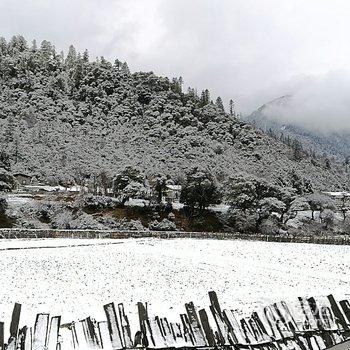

{"left": 1, "top": 0, "right": 350, "bottom": 131}
{"left": 263, "top": 71, "right": 350, "bottom": 132}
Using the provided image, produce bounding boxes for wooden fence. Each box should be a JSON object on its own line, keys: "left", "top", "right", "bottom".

{"left": 0, "top": 228, "right": 350, "bottom": 245}
{"left": 1, "top": 291, "right": 350, "bottom": 350}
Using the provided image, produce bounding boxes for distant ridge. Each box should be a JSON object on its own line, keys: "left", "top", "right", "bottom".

{"left": 246, "top": 95, "right": 350, "bottom": 160}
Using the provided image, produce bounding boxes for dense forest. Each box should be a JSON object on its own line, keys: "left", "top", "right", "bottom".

{"left": 0, "top": 35, "right": 348, "bottom": 191}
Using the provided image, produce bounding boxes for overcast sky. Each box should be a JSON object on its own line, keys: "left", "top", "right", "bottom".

{"left": 1, "top": 0, "right": 350, "bottom": 129}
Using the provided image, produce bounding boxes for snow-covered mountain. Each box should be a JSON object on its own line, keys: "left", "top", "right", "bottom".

{"left": 246, "top": 95, "right": 350, "bottom": 160}
{"left": 0, "top": 35, "right": 348, "bottom": 191}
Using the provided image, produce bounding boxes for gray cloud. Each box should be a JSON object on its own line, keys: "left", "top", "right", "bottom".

{"left": 1, "top": 0, "right": 350, "bottom": 130}
{"left": 264, "top": 71, "right": 350, "bottom": 132}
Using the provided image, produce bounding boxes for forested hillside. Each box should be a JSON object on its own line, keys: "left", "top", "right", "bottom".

{"left": 0, "top": 35, "right": 348, "bottom": 191}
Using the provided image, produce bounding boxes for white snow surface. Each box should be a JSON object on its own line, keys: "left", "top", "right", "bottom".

{"left": 0, "top": 237, "right": 349, "bottom": 338}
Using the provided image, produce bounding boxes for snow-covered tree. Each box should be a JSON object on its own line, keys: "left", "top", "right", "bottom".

{"left": 180, "top": 167, "right": 221, "bottom": 211}
{"left": 339, "top": 193, "right": 350, "bottom": 221}
{"left": 283, "top": 197, "right": 310, "bottom": 224}
{"left": 305, "top": 193, "right": 335, "bottom": 220}
{"left": 320, "top": 209, "right": 335, "bottom": 229}
{"left": 113, "top": 167, "right": 145, "bottom": 197}
{"left": 0, "top": 196, "right": 7, "bottom": 214}
{"left": 229, "top": 99, "right": 235, "bottom": 117}
{"left": 120, "top": 181, "right": 148, "bottom": 205}
{"left": 0, "top": 151, "right": 14, "bottom": 192}
{"left": 226, "top": 173, "right": 298, "bottom": 231}
{"left": 150, "top": 174, "right": 168, "bottom": 204}
{"left": 215, "top": 96, "right": 225, "bottom": 112}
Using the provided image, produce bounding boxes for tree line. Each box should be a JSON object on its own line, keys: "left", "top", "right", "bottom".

{"left": 2, "top": 150, "right": 349, "bottom": 234}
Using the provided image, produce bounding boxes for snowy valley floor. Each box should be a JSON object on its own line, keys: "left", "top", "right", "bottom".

{"left": 0, "top": 237, "right": 349, "bottom": 338}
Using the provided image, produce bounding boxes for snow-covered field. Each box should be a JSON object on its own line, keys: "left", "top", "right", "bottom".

{"left": 0, "top": 237, "right": 349, "bottom": 337}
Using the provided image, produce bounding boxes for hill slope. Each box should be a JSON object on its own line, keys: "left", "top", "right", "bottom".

{"left": 0, "top": 35, "right": 348, "bottom": 191}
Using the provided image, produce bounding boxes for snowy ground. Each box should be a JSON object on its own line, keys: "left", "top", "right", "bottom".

{"left": 0, "top": 237, "right": 349, "bottom": 338}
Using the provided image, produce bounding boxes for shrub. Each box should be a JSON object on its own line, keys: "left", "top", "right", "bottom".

{"left": 149, "top": 218, "right": 177, "bottom": 231}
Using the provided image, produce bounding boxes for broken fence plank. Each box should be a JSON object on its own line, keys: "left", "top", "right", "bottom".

{"left": 296, "top": 298, "right": 316, "bottom": 332}
{"left": 159, "top": 318, "right": 176, "bottom": 347}
{"left": 74, "top": 321, "right": 88, "bottom": 349}
{"left": 185, "top": 301, "right": 207, "bottom": 347}
{"left": 17, "top": 326, "right": 27, "bottom": 350}
{"left": 137, "top": 302, "right": 148, "bottom": 334}
{"left": 118, "top": 303, "right": 133, "bottom": 348}
{"left": 84, "top": 317, "right": 101, "bottom": 348}
{"left": 10, "top": 303, "right": 21, "bottom": 339}
{"left": 104, "top": 302, "right": 123, "bottom": 350}
{"left": 33, "top": 313, "right": 49, "bottom": 350}
{"left": 25, "top": 327, "right": 33, "bottom": 350}
{"left": 7, "top": 302, "right": 22, "bottom": 350}
{"left": 136, "top": 302, "right": 148, "bottom": 347}
{"left": 98, "top": 321, "right": 113, "bottom": 350}
{"left": 273, "top": 301, "right": 299, "bottom": 335}
{"left": 339, "top": 300, "right": 350, "bottom": 320}
{"left": 70, "top": 322, "right": 79, "bottom": 349}
{"left": 144, "top": 317, "right": 167, "bottom": 349}
{"left": 18, "top": 326, "right": 32, "bottom": 350}
{"left": 180, "top": 313, "right": 195, "bottom": 346}
{"left": 198, "top": 308, "right": 216, "bottom": 347}
{"left": 47, "top": 316, "right": 61, "bottom": 350}
{"left": 248, "top": 312, "right": 272, "bottom": 344}
{"left": 241, "top": 317, "right": 265, "bottom": 344}
{"left": 208, "top": 290, "right": 222, "bottom": 315}
{"left": 59, "top": 324, "right": 76, "bottom": 350}
{"left": 223, "top": 309, "right": 245, "bottom": 345}
{"left": 170, "top": 322, "right": 188, "bottom": 347}
{"left": 0, "top": 322, "right": 4, "bottom": 350}
{"left": 327, "top": 295, "right": 349, "bottom": 331}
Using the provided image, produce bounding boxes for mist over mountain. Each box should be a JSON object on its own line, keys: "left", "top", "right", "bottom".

{"left": 0, "top": 35, "right": 348, "bottom": 192}
{"left": 261, "top": 72, "right": 350, "bottom": 132}
{"left": 246, "top": 95, "right": 350, "bottom": 160}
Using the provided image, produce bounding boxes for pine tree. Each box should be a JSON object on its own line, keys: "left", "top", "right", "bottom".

{"left": 59, "top": 50, "right": 65, "bottom": 64}
{"left": 176, "top": 76, "right": 183, "bottom": 93}
{"left": 73, "top": 54, "right": 84, "bottom": 87}
{"left": 8, "top": 35, "right": 27, "bottom": 53}
{"left": 114, "top": 59, "right": 122, "bottom": 70}
{"left": 83, "top": 49, "right": 89, "bottom": 63}
{"left": 215, "top": 96, "right": 225, "bottom": 112}
{"left": 171, "top": 78, "right": 182, "bottom": 94}
{"left": 0, "top": 37, "right": 7, "bottom": 55}
{"left": 229, "top": 99, "right": 235, "bottom": 116}
{"left": 31, "top": 39, "right": 38, "bottom": 52}
{"left": 121, "top": 62, "right": 130, "bottom": 75}
{"left": 40, "top": 40, "right": 53, "bottom": 59}
{"left": 66, "top": 45, "right": 77, "bottom": 67}
{"left": 187, "top": 87, "right": 197, "bottom": 98}
{"left": 200, "top": 89, "right": 210, "bottom": 106}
